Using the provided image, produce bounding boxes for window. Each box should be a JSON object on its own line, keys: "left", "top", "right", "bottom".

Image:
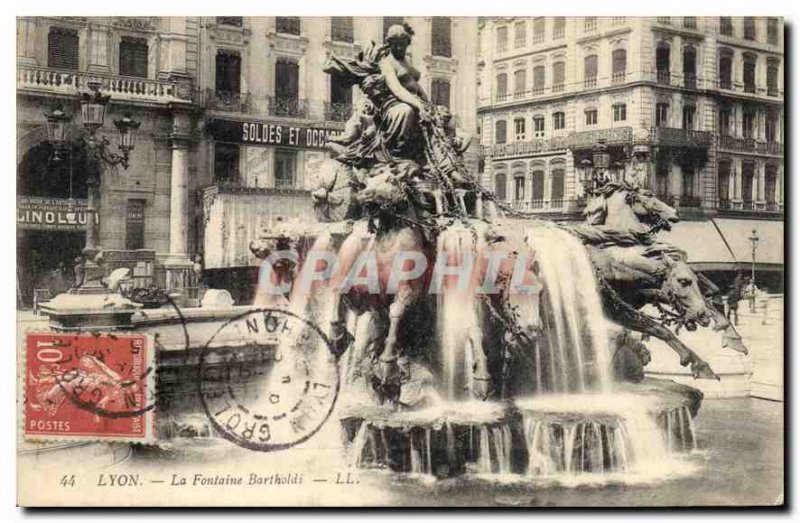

{"left": 765, "top": 164, "right": 778, "bottom": 204}
{"left": 214, "top": 143, "right": 240, "bottom": 183}
{"left": 585, "top": 108, "right": 598, "bottom": 126}
{"left": 532, "top": 65, "right": 545, "bottom": 94}
{"left": 612, "top": 49, "right": 626, "bottom": 83}
{"left": 584, "top": 54, "right": 598, "bottom": 87}
{"left": 217, "top": 17, "right": 243, "bottom": 27}
{"left": 331, "top": 17, "right": 354, "bottom": 43}
{"left": 743, "top": 110, "right": 755, "bottom": 139}
{"left": 553, "top": 17, "right": 565, "bottom": 39}
{"left": 718, "top": 106, "right": 732, "bottom": 136}
{"left": 514, "top": 176, "right": 525, "bottom": 201}
{"left": 744, "top": 17, "right": 756, "bottom": 41}
{"left": 495, "top": 173, "right": 507, "bottom": 200}
{"left": 657, "top": 17, "right": 671, "bottom": 25}
{"left": 683, "top": 17, "right": 697, "bottom": 29}
{"left": 742, "top": 162, "right": 754, "bottom": 204}
{"left": 613, "top": 103, "right": 627, "bottom": 122}
{"left": 496, "top": 26, "right": 508, "bottom": 52}
{"left": 531, "top": 171, "right": 545, "bottom": 202}
{"left": 274, "top": 150, "right": 296, "bottom": 189}
{"left": 514, "top": 21, "right": 527, "bottom": 48}
{"left": 125, "top": 199, "right": 146, "bottom": 250}
{"left": 656, "top": 43, "right": 670, "bottom": 84}
{"left": 718, "top": 160, "right": 731, "bottom": 203}
{"left": 551, "top": 168, "right": 565, "bottom": 204}
{"left": 767, "top": 59, "right": 780, "bottom": 96}
{"left": 552, "top": 61, "right": 565, "bottom": 92}
{"left": 119, "top": 36, "right": 148, "bottom": 78}
{"left": 431, "top": 79, "right": 450, "bottom": 108}
{"left": 743, "top": 55, "right": 757, "bottom": 93}
{"left": 683, "top": 45, "right": 696, "bottom": 88}
{"left": 216, "top": 50, "right": 241, "bottom": 95}
{"left": 553, "top": 111, "right": 565, "bottom": 130}
{"left": 383, "top": 17, "right": 404, "bottom": 37}
{"left": 612, "top": 17, "right": 626, "bottom": 26}
{"left": 432, "top": 17, "right": 452, "bottom": 57}
{"left": 495, "top": 120, "right": 507, "bottom": 144}
{"left": 682, "top": 105, "right": 696, "bottom": 130}
{"left": 765, "top": 110, "right": 778, "bottom": 142}
{"left": 585, "top": 17, "right": 597, "bottom": 32}
{"left": 275, "top": 58, "right": 299, "bottom": 101}
{"left": 329, "top": 74, "right": 353, "bottom": 121}
{"left": 47, "top": 27, "right": 79, "bottom": 70}
{"left": 514, "top": 118, "right": 526, "bottom": 141}
{"left": 514, "top": 70, "right": 526, "bottom": 97}
{"left": 719, "top": 50, "right": 733, "bottom": 89}
{"left": 720, "top": 17, "right": 733, "bottom": 36}
{"left": 533, "top": 115, "right": 545, "bottom": 137}
{"left": 496, "top": 73, "right": 508, "bottom": 100}
{"left": 682, "top": 170, "right": 695, "bottom": 199}
{"left": 768, "top": 18, "right": 780, "bottom": 45}
{"left": 655, "top": 162, "right": 669, "bottom": 197}
{"left": 656, "top": 103, "right": 669, "bottom": 127}
{"left": 532, "top": 17, "right": 545, "bottom": 43}
{"left": 276, "top": 17, "right": 300, "bottom": 35}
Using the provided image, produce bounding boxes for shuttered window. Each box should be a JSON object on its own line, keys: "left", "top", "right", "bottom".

{"left": 48, "top": 27, "right": 79, "bottom": 70}
{"left": 431, "top": 79, "right": 450, "bottom": 108}
{"left": 431, "top": 17, "right": 452, "bottom": 57}
{"left": 276, "top": 17, "right": 300, "bottom": 35}
{"left": 119, "top": 37, "right": 148, "bottom": 78}
{"left": 214, "top": 143, "right": 240, "bottom": 183}
{"left": 216, "top": 50, "right": 241, "bottom": 95}
{"left": 274, "top": 150, "right": 296, "bottom": 189}
{"left": 275, "top": 59, "right": 299, "bottom": 101}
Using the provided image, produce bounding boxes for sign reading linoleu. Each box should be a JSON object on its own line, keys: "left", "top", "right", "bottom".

{"left": 208, "top": 119, "right": 342, "bottom": 149}
{"left": 17, "top": 196, "right": 98, "bottom": 232}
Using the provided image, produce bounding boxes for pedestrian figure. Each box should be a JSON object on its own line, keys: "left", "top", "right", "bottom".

{"left": 726, "top": 272, "right": 745, "bottom": 326}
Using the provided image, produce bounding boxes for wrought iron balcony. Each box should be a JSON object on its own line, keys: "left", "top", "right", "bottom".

{"left": 205, "top": 89, "right": 251, "bottom": 113}
{"left": 657, "top": 70, "right": 671, "bottom": 85}
{"left": 650, "top": 127, "right": 712, "bottom": 148}
{"left": 684, "top": 73, "right": 697, "bottom": 89}
{"left": 267, "top": 96, "right": 309, "bottom": 118}
{"left": 718, "top": 135, "right": 783, "bottom": 156}
{"left": 324, "top": 102, "right": 353, "bottom": 122}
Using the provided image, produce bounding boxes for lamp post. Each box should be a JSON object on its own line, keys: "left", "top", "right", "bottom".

{"left": 748, "top": 228, "right": 759, "bottom": 312}
{"left": 44, "top": 80, "right": 140, "bottom": 287}
{"left": 579, "top": 138, "right": 612, "bottom": 197}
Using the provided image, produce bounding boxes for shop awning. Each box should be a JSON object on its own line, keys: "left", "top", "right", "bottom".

{"left": 712, "top": 218, "right": 784, "bottom": 268}
{"left": 656, "top": 218, "right": 784, "bottom": 271}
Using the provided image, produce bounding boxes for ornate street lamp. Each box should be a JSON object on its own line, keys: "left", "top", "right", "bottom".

{"left": 44, "top": 106, "right": 71, "bottom": 160}
{"left": 113, "top": 114, "right": 141, "bottom": 167}
{"left": 748, "top": 228, "right": 759, "bottom": 312}
{"left": 580, "top": 139, "right": 613, "bottom": 196}
{"left": 80, "top": 80, "right": 111, "bottom": 136}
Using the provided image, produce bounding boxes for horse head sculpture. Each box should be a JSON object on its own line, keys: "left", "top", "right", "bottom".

{"left": 585, "top": 183, "right": 678, "bottom": 234}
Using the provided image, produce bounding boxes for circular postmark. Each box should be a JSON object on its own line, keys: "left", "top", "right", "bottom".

{"left": 198, "top": 308, "right": 340, "bottom": 452}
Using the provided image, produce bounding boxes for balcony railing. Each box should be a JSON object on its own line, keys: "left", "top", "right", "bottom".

{"left": 719, "top": 78, "right": 732, "bottom": 90}
{"left": 657, "top": 70, "right": 671, "bottom": 85}
{"left": 612, "top": 72, "right": 626, "bottom": 84}
{"left": 531, "top": 86, "right": 545, "bottom": 96}
{"left": 684, "top": 73, "right": 697, "bottom": 89}
{"left": 514, "top": 90, "right": 528, "bottom": 100}
{"left": 205, "top": 89, "right": 251, "bottom": 113}
{"left": 267, "top": 96, "right": 308, "bottom": 118}
{"left": 324, "top": 102, "right": 353, "bottom": 122}
{"left": 714, "top": 80, "right": 782, "bottom": 98}
{"left": 718, "top": 136, "right": 783, "bottom": 156}
{"left": 553, "top": 28, "right": 565, "bottom": 39}
{"left": 768, "top": 86, "right": 780, "bottom": 97}
{"left": 532, "top": 34, "right": 545, "bottom": 44}
{"left": 495, "top": 92, "right": 511, "bottom": 102}
{"left": 508, "top": 198, "right": 573, "bottom": 213}
{"left": 584, "top": 77, "right": 597, "bottom": 88}
{"left": 649, "top": 127, "right": 712, "bottom": 148}
{"left": 514, "top": 37, "right": 526, "bottom": 48}
{"left": 17, "top": 65, "right": 188, "bottom": 104}
{"left": 552, "top": 82, "right": 565, "bottom": 93}
{"left": 743, "top": 82, "right": 756, "bottom": 94}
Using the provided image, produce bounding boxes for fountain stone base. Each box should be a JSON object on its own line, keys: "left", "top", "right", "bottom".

{"left": 341, "top": 379, "right": 702, "bottom": 479}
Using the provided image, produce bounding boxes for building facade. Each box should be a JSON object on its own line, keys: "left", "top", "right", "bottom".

{"left": 476, "top": 16, "right": 784, "bottom": 288}
{"left": 17, "top": 16, "right": 479, "bottom": 304}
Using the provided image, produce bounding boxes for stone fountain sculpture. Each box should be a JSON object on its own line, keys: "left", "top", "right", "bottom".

{"left": 248, "top": 24, "right": 748, "bottom": 478}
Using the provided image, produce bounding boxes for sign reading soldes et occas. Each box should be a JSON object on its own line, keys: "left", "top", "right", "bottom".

{"left": 17, "top": 196, "right": 98, "bottom": 232}
{"left": 207, "top": 119, "right": 342, "bottom": 150}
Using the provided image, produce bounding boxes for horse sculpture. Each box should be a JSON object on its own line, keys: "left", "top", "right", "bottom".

{"left": 572, "top": 182, "right": 747, "bottom": 379}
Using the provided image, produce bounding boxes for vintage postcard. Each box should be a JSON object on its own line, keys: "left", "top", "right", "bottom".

{"left": 16, "top": 15, "right": 784, "bottom": 507}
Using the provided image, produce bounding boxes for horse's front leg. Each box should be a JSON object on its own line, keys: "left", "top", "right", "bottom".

{"left": 376, "top": 287, "right": 414, "bottom": 403}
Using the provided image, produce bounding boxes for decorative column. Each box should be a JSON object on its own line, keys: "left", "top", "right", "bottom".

{"left": 169, "top": 135, "right": 190, "bottom": 256}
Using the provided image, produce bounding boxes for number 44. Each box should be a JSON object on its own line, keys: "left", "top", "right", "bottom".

{"left": 60, "top": 475, "right": 76, "bottom": 487}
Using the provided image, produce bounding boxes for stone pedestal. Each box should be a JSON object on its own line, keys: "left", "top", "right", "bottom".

{"left": 39, "top": 289, "right": 141, "bottom": 331}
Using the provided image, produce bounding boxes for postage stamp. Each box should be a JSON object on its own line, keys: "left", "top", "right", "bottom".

{"left": 24, "top": 332, "right": 156, "bottom": 443}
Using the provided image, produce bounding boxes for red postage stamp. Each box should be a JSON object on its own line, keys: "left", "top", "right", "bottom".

{"left": 24, "top": 332, "right": 156, "bottom": 443}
